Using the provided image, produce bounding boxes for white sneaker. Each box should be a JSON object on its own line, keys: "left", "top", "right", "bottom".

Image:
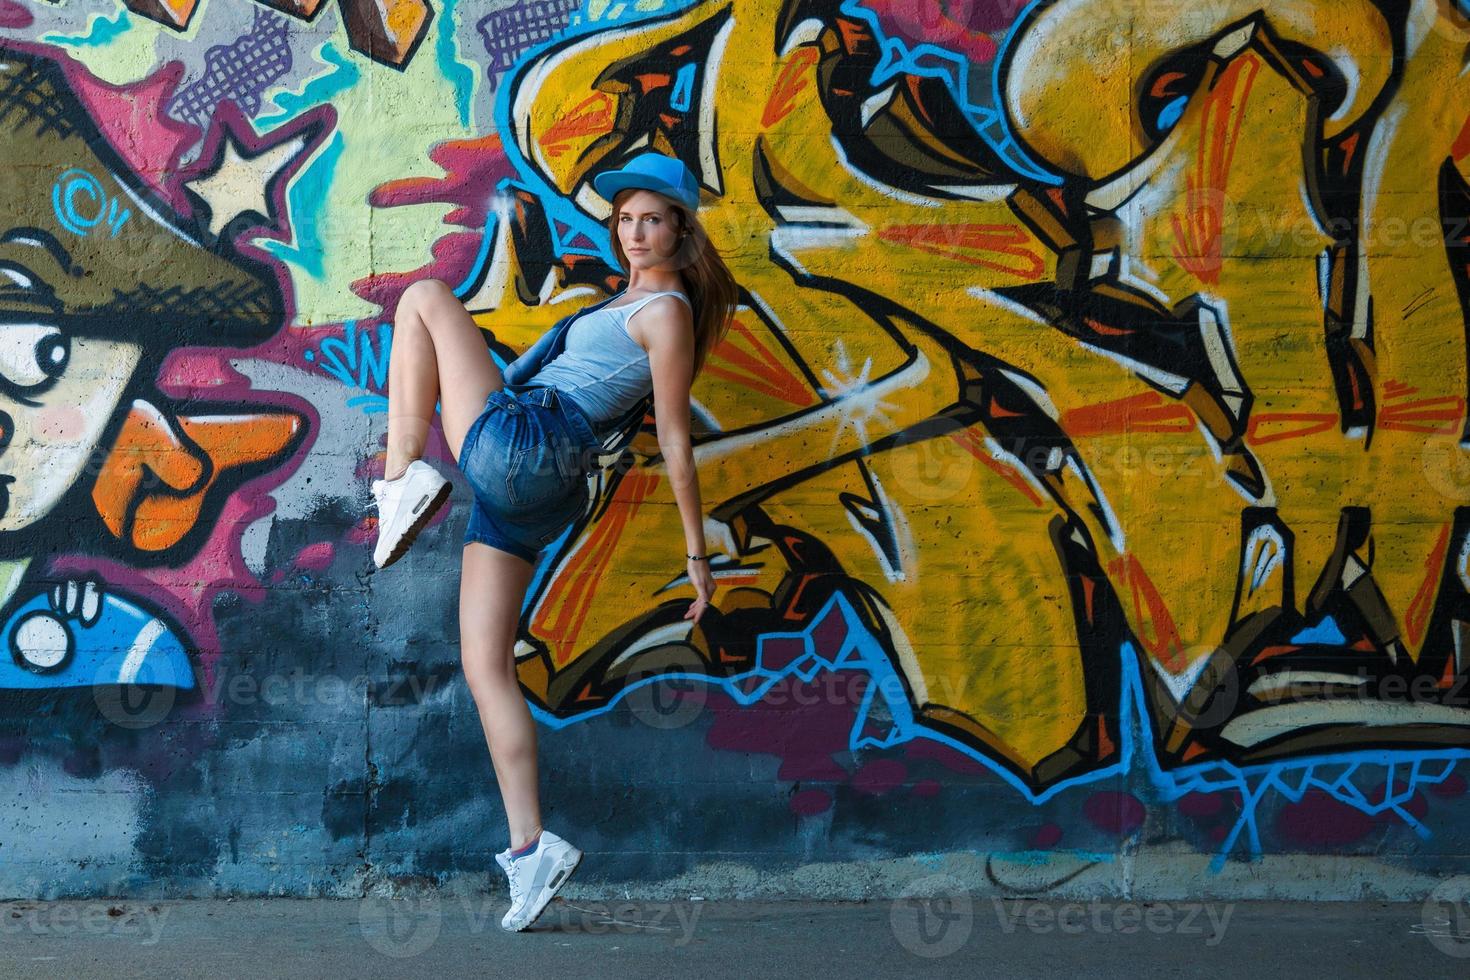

{"left": 495, "top": 830, "right": 583, "bottom": 932}
{"left": 369, "top": 459, "right": 451, "bottom": 568}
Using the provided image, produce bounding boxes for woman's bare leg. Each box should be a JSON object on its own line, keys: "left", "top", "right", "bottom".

{"left": 389, "top": 279, "right": 541, "bottom": 844}
{"left": 460, "top": 541, "right": 543, "bottom": 850}
{"left": 385, "top": 278, "right": 503, "bottom": 479}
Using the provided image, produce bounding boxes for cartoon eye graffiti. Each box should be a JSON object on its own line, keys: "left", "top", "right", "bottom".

{"left": 0, "top": 263, "right": 34, "bottom": 291}
{"left": 1137, "top": 46, "right": 1215, "bottom": 143}
{"left": 0, "top": 323, "right": 70, "bottom": 395}
{"left": 1137, "top": 36, "right": 1347, "bottom": 145}
{"left": 0, "top": 259, "right": 61, "bottom": 312}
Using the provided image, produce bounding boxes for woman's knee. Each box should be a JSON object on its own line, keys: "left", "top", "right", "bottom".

{"left": 399, "top": 277, "right": 455, "bottom": 313}
{"left": 461, "top": 646, "right": 518, "bottom": 695}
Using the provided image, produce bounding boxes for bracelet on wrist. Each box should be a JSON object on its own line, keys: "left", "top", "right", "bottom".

{"left": 687, "top": 553, "right": 709, "bottom": 562}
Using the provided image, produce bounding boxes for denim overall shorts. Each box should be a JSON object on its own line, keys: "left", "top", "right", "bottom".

{"left": 456, "top": 383, "right": 602, "bottom": 562}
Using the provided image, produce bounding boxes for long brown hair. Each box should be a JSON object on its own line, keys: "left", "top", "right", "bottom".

{"left": 607, "top": 188, "right": 738, "bottom": 378}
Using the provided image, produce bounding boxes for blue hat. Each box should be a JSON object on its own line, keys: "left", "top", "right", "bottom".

{"left": 591, "top": 152, "right": 701, "bottom": 211}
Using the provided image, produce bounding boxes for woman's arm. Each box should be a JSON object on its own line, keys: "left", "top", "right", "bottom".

{"left": 643, "top": 297, "right": 716, "bottom": 622}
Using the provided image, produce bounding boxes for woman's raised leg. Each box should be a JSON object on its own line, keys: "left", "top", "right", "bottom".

{"left": 393, "top": 279, "right": 543, "bottom": 845}
{"left": 385, "top": 278, "right": 503, "bottom": 480}
{"left": 459, "top": 541, "right": 543, "bottom": 850}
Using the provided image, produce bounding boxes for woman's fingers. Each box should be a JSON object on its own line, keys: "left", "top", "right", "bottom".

{"left": 685, "top": 566, "right": 716, "bottom": 621}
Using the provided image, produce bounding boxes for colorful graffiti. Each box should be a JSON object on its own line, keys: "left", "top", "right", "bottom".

{"left": 463, "top": 0, "right": 1470, "bottom": 862}
{"left": 0, "top": 41, "right": 309, "bottom": 696}
{"left": 6, "top": 0, "right": 1470, "bottom": 888}
{"left": 81, "top": 0, "right": 435, "bottom": 69}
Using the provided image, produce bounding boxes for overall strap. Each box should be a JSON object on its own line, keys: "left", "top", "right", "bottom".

{"left": 502, "top": 289, "right": 625, "bottom": 386}
{"left": 591, "top": 391, "right": 653, "bottom": 469}
{"left": 540, "top": 290, "right": 624, "bottom": 366}
{"left": 503, "top": 289, "right": 667, "bottom": 471}
{"left": 616, "top": 290, "right": 689, "bottom": 317}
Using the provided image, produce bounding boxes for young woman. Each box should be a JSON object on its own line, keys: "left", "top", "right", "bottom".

{"left": 366, "top": 152, "right": 738, "bottom": 931}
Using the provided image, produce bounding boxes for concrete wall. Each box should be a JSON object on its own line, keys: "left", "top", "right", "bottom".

{"left": 3, "top": 0, "right": 1470, "bottom": 901}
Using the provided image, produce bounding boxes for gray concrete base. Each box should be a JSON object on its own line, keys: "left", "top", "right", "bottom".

{"left": 10, "top": 848, "right": 1470, "bottom": 904}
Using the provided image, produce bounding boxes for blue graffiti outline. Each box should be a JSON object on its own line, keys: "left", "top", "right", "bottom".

{"left": 526, "top": 589, "right": 1469, "bottom": 869}
{"left": 841, "top": 0, "right": 1059, "bottom": 184}
{"left": 261, "top": 129, "right": 343, "bottom": 278}
{"left": 986, "top": 0, "right": 1063, "bottom": 184}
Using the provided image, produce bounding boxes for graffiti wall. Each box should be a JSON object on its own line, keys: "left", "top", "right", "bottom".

{"left": 4, "top": 0, "right": 1470, "bottom": 900}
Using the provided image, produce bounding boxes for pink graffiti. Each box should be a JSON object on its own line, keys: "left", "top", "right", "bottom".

{"left": 1276, "top": 789, "right": 1378, "bottom": 848}
{"left": 69, "top": 62, "right": 202, "bottom": 211}
{"left": 356, "top": 134, "right": 518, "bottom": 312}
{"left": 292, "top": 541, "right": 335, "bottom": 572}
{"left": 1082, "top": 790, "right": 1147, "bottom": 835}
{"left": 0, "top": 0, "right": 32, "bottom": 28}
{"left": 857, "top": 0, "right": 1031, "bottom": 65}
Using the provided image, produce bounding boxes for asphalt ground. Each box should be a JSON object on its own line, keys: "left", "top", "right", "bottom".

{"left": 1, "top": 895, "right": 1466, "bottom": 978}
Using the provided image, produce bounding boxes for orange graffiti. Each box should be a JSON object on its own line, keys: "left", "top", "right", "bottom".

{"left": 533, "top": 471, "right": 662, "bottom": 668}
{"left": 1405, "top": 523, "right": 1452, "bottom": 647}
{"left": 1246, "top": 412, "right": 1339, "bottom": 445}
{"left": 92, "top": 402, "right": 302, "bottom": 552}
{"left": 1062, "top": 391, "right": 1197, "bottom": 437}
{"left": 1171, "top": 54, "right": 1260, "bottom": 283}
{"left": 700, "top": 317, "right": 818, "bottom": 408}
{"left": 540, "top": 94, "right": 616, "bottom": 158}
{"left": 1108, "top": 553, "right": 1187, "bottom": 670}
{"left": 878, "top": 223, "right": 1045, "bottom": 280}
{"left": 763, "top": 47, "right": 819, "bottom": 128}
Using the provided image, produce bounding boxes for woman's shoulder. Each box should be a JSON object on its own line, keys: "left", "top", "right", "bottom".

{"left": 633, "top": 289, "right": 691, "bottom": 311}
{"left": 629, "top": 292, "right": 693, "bottom": 329}
{"left": 608, "top": 287, "right": 689, "bottom": 308}
{"left": 623, "top": 291, "right": 693, "bottom": 350}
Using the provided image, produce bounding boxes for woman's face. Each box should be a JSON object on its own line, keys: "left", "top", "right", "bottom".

{"left": 616, "top": 189, "right": 683, "bottom": 271}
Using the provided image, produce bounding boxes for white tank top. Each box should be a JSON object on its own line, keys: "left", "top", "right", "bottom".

{"left": 525, "top": 290, "right": 692, "bottom": 429}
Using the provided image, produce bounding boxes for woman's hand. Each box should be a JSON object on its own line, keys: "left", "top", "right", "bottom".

{"left": 684, "top": 557, "right": 717, "bottom": 623}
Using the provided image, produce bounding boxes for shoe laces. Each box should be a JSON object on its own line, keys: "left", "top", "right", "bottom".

{"left": 503, "top": 855, "right": 526, "bottom": 902}
{"left": 368, "top": 479, "right": 388, "bottom": 509}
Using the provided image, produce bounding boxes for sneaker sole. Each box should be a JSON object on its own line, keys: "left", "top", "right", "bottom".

{"left": 376, "top": 479, "right": 452, "bottom": 569}
{"left": 506, "top": 850, "right": 582, "bottom": 932}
